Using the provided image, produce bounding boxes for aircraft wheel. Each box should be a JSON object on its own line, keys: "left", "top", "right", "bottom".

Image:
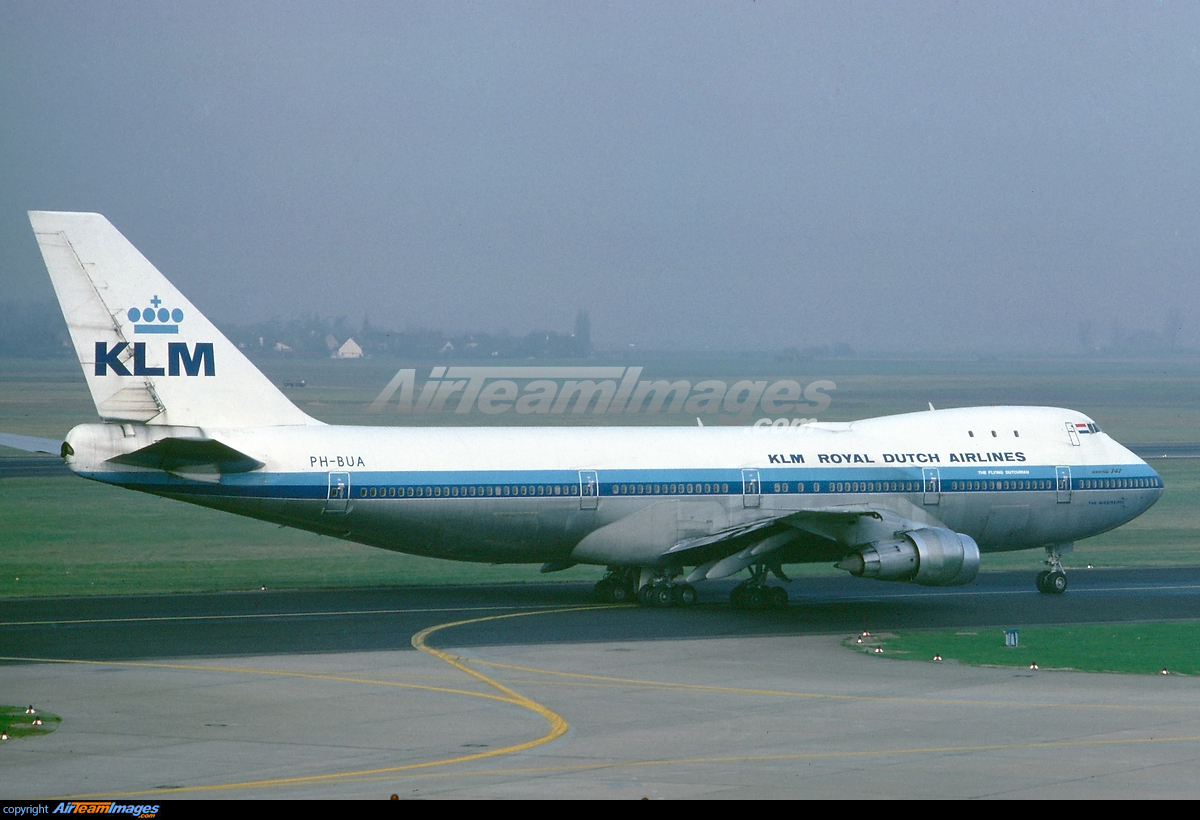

{"left": 769, "top": 586, "right": 788, "bottom": 608}
{"left": 675, "top": 584, "right": 697, "bottom": 606}
{"left": 1047, "top": 571, "right": 1068, "bottom": 594}
{"left": 653, "top": 585, "right": 675, "bottom": 608}
{"left": 730, "top": 585, "right": 747, "bottom": 608}
{"left": 593, "top": 579, "right": 614, "bottom": 603}
{"left": 747, "top": 587, "right": 767, "bottom": 610}
{"left": 1036, "top": 570, "right": 1051, "bottom": 594}
{"left": 637, "top": 586, "right": 655, "bottom": 607}
{"left": 610, "top": 583, "right": 632, "bottom": 604}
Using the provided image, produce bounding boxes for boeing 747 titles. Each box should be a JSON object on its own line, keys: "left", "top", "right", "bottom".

{"left": 8, "top": 212, "right": 1163, "bottom": 607}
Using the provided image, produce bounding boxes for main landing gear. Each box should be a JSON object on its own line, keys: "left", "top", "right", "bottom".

{"left": 593, "top": 567, "right": 637, "bottom": 603}
{"left": 636, "top": 582, "right": 697, "bottom": 608}
{"left": 595, "top": 563, "right": 791, "bottom": 609}
{"left": 729, "top": 563, "right": 789, "bottom": 610}
{"left": 593, "top": 567, "right": 698, "bottom": 607}
{"left": 1036, "top": 545, "right": 1070, "bottom": 594}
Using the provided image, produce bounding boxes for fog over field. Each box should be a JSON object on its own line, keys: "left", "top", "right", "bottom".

{"left": 2, "top": 2, "right": 1199, "bottom": 354}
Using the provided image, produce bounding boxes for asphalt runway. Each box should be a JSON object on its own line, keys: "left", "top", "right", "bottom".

{"left": 3, "top": 569, "right": 1200, "bottom": 799}
{"left": 3, "top": 568, "right": 1200, "bottom": 662}
{"left": 0, "top": 456, "right": 70, "bottom": 477}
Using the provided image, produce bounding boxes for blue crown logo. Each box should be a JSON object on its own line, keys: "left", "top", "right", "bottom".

{"left": 127, "top": 296, "right": 184, "bottom": 334}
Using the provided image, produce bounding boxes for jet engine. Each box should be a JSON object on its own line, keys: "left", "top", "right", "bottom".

{"left": 835, "top": 527, "right": 980, "bottom": 587}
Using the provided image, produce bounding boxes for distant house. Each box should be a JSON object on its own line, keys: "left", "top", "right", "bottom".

{"left": 273, "top": 342, "right": 293, "bottom": 354}
{"left": 333, "top": 338, "right": 363, "bottom": 359}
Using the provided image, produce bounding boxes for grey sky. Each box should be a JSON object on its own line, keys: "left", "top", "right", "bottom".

{"left": 2, "top": 2, "right": 1199, "bottom": 352}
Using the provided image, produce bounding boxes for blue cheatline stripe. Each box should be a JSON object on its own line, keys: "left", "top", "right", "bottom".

{"left": 133, "top": 324, "right": 179, "bottom": 334}
{"left": 79, "top": 463, "right": 1160, "bottom": 501}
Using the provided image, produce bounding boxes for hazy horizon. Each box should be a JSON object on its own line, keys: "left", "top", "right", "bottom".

{"left": 4, "top": 3, "right": 1199, "bottom": 355}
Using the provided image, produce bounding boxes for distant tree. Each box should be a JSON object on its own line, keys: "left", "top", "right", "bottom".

{"left": 1109, "top": 318, "right": 1124, "bottom": 352}
{"left": 1077, "top": 319, "right": 1096, "bottom": 354}
{"left": 573, "top": 309, "right": 592, "bottom": 357}
{"left": 1165, "top": 307, "right": 1183, "bottom": 351}
{"left": 0, "top": 301, "right": 71, "bottom": 358}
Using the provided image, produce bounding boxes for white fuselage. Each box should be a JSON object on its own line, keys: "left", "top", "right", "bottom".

{"left": 64, "top": 405, "right": 1162, "bottom": 570}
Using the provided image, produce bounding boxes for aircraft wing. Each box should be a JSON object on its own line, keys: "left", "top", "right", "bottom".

{"left": 666, "top": 505, "right": 897, "bottom": 582}
{"left": 665, "top": 517, "right": 782, "bottom": 554}
{"left": 668, "top": 505, "right": 885, "bottom": 556}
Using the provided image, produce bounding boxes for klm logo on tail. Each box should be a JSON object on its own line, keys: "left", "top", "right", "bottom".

{"left": 95, "top": 342, "right": 215, "bottom": 377}
{"left": 95, "top": 296, "right": 215, "bottom": 376}
{"left": 128, "top": 296, "right": 183, "bottom": 334}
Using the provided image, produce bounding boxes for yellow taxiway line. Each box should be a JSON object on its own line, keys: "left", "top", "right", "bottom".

{"left": 8, "top": 602, "right": 1200, "bottom": 798}
{"left": 6, "top": 605, "right": 598, "bottom": 798}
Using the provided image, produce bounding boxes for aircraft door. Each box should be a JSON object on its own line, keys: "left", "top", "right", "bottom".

{"left": 922, "top": 467, "right": 941, "bottom": 505}
{"left": 1056, "top": 466, "right": 1072, "bottom": 503}
{"left": 325, "top": 471, "right": 350, "bottom": 514}
{"left": 579, "top": 470, "right": 599, "bottom": 510}
{"left": 742, "top": 468, "right": 761, "bottom": 508}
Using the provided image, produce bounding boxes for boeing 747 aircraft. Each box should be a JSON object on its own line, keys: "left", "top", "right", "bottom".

{"left": 8, "top": 212, "right": 1164, "bottom": 607}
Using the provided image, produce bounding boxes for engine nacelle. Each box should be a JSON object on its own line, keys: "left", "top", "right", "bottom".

{"left": 836, "top": 528, "right": 980, "bottom": 586}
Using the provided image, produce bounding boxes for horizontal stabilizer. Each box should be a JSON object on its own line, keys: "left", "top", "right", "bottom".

{"left": 0, "top": 432, "right": 65, "bottom": 455}
{"left": 108, "top": 437, "right": 264, "bottom": 474}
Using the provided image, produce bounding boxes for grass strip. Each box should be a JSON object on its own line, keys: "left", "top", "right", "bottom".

{"left": 0, "top": 705, "right": 60, "bottom": 740}
{"left": 846, "top": 622, "right": 1200, "bottom": 675}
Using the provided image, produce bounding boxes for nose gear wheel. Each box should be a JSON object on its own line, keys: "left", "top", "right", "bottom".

{"left": 1036, "top": 547, "right": 1069, "bottom": 594}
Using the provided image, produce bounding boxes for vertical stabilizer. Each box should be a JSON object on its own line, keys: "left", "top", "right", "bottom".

{"left": 29, "top": 211, "right": 318, "bottom": 428}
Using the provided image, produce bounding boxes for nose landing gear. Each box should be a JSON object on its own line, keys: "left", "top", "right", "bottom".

{"left": 1036, "top": 570, "right": 1067, "bottom": 594}
{"left": 1036, "top": 545, "right": 1071, "bottom": 594}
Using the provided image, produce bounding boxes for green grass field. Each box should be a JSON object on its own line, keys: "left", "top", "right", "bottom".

{"left": 0, "top": 475, "right": 610, "bottom": 598}
{"left": 0, "top": 705, "right": 60, "bottom": 740}
{"left": 847, "top": 623, "right": 1200, "bottom": 675}
{"left": 2, "top": 355, "right": 1199, "bottom": 598}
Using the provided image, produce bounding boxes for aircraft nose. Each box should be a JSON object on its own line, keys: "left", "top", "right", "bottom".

{"left": 1141, "top": 461, "right": 1165, "bottom": 512}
